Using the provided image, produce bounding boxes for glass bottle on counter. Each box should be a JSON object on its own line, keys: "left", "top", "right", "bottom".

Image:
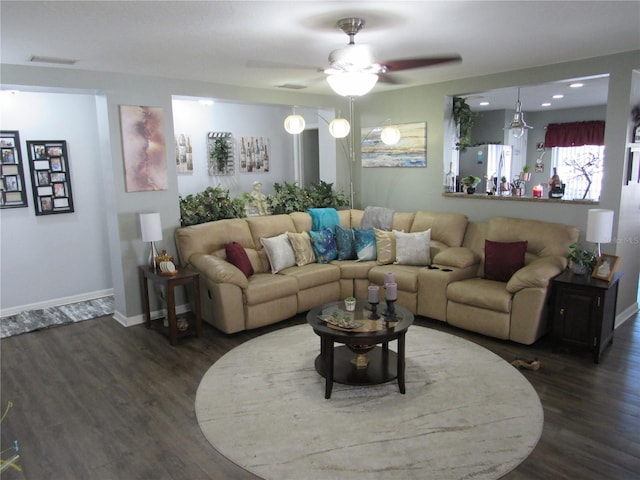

{"left": 444, "top": 162, "right": 456, "bottom": 192}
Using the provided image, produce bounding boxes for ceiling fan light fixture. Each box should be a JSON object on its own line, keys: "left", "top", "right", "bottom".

{"left": 380, "top": 126, "right": 401, "bottom": 145}
{"left": 329, "top": 118, "right": 351, "bottom": 138}
{"left": 326, "top": 72, "right": 378, "bottom": 97}
{"left": 284, "top": 114, "right": 305, "bottom": 134}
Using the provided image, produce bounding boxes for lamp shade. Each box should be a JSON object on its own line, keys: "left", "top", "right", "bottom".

{"left": 284, "top": 114, "right": 306, "bottom": 134}
{"left": 326, "top": 72, "right": 378, "bottom": 97}
{"left": 586, "top": 209, "right": 614, "bottom": 244}
{"left": 140, "top": 213, "right": 162, "bottom": 242}
{"left": 380, "top": 126, "right": 401, "bottom": 145}
{"left": 329, "top": 118, "right": 351, "bottom": 138}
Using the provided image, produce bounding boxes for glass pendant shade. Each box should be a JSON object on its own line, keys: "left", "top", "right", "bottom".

{"left": 326, "top": 72, "right": 378, "bottom": 97}
{"left": 506, "top": 89, "right": 533, "bottom": 138}
{"left": 284, "top": 114, "right": 306, "bottom": 134}
{"left": 380, "top": 126, "right": 401, "bottom": 145}
{"left": 329, "top": 118, "right": 351, "bottom": 138}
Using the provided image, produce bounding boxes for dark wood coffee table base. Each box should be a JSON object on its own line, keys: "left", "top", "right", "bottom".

{"left": 314, "top": 345, "right": 398, "bottom": 387}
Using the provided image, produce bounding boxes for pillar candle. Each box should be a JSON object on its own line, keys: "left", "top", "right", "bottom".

{"left": 368, "top": 285, "right": 379, "bottom": 304}
{"left": 384, "top": 272, "right": 396, "bottom": 285}
{"left": 386, "top": 282, "right": 398, "bottom": 301}
{"left": 533, "top": 184, "right": 543, "bottom": 198}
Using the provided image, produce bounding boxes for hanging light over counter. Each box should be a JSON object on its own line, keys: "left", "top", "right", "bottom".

{"left": 506, "top": 88, "right": 533, "bottom": 138}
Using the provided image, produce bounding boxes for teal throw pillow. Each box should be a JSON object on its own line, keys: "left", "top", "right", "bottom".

{"left": 309, "top": 228, "right": 338, "bottom": 264}
{"left": 354, "top": 228, "right": 377, "bottom": 261}
{"left": 335, "top": 225, "right": 356, "bottom": 260}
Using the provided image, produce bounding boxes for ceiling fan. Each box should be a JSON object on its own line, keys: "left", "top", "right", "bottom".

{"left": 323, "top": 17, "right": 461, "bottom": 95}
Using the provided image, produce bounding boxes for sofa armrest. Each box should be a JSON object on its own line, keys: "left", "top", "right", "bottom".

{"left": 432, "top": 247, "right": 479, "bottom": 269}
{"left": 189, "top": 253, "right": 249, "bottom": 289}
{"left": 506, "top": 256, "right": 567, "bottom": 293}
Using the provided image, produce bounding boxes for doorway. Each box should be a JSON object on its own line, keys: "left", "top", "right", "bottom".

{"left": 301, "top": 128, "right": 320, "bottom": 188}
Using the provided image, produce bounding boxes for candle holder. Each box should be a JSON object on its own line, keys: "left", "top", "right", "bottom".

{"left": 385, "top": 299, "right": 397, "bottom": 324}
{"left": 368, "top": 302, "right": 380, "bottom": 320}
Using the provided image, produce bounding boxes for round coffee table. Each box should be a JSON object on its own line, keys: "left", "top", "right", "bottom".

{"left": 307, "top": 300, "right": 414, "bottom": 399}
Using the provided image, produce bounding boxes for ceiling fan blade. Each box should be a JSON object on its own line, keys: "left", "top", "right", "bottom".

{"left": 382, "top": 55, "right": 462, "bottom": 72}
{"left": 377, "top": 72, "right": 403, "bottom": 85}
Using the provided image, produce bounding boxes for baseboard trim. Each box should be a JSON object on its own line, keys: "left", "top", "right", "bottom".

{"left": 615, "top": 301, "right": 639, "bottom": 329}
{"left": 113, "top": 303, "right": 192, "bottom": 328}
{"left": 1, "top": 289, "right": 114, "bottom": 317}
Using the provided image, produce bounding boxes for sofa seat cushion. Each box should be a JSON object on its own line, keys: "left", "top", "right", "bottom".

{"left": 281, "top": 263, "right": 340, "bottom": 290}
{"left": 369, "top": 265, "right": 420, "bottom": 292}
{"left": 447, "top": 278, "right": 512, "bottom": 313}
{"left": 244, "top": 273, "right": 298, "bottom": 305}
{"left": 333, "top": 259, "right": 376, "bottom": 279}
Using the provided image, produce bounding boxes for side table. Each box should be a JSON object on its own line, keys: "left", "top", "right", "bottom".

{"left": 139, "top": 266, "right": 202, "bottom": 345}
{"left": 550, "top": 269, "right": 622, "bottom": 363}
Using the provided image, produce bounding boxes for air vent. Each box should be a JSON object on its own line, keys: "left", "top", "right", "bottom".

{"left": 29, "top": 55, "right": 77, "bottom": 65}
{"left": 277, "top": 84, "right": 307, "bottom": 90}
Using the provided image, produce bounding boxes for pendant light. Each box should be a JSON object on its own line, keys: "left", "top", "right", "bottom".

{"left": 284, "top": 110, "right": 306, "bottom": 134}
{"left": 380, "top": 126, "right": 401, "bottom": 145}
{"left": 506, "top": 88, "right": 533, "bottom": 138}
{"left": 328, "top": 117, "right": 351, "bottom": 138}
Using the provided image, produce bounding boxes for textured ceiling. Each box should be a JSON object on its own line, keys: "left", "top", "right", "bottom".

{"left": 1, "top": 1, "right": 638, "bottom": 107}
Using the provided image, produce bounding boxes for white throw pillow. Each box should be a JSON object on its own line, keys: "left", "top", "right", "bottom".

{"left": 394, "top": 229, "right": 431, "bottom": 265}
{"left": 260, "top": 233, "right": 296, "bottom": 273}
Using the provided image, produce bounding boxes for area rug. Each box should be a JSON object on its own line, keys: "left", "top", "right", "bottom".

{"left": 0, "top": 296, "right": 114, "bottom": 338}
{"left": 196, "top": 324, "right": 543, "bottom": 480}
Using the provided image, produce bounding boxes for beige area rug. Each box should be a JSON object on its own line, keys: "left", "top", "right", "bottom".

{"left": 196, "top": 324, "right": 543, "bottom": 480}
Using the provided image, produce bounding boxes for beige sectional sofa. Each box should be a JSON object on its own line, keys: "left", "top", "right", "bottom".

{"left": 174, "top": 209, "right": 578, "bottom": 345}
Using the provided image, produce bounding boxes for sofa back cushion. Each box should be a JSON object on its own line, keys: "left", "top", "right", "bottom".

{"left": 175, "top": 218, "right": 255, "bottom": 266}
{"left": 487, "top": 217, "right": 579, "bottom": 258}
{"left": 410, "top": 211, "right": 468, "bottom": 248}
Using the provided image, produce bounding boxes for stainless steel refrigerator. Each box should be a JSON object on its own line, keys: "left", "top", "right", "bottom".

{"left": 458, "top": 144, "right": 512, "bottom": 193}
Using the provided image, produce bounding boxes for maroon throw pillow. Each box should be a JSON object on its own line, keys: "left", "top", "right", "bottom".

{"left": 484, "top": 240, "right": 528, "bottom": 282}
{"left": 225, "top": 242, "right": 254, "bottom": 277}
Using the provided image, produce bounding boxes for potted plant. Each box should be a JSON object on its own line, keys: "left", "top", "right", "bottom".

{"left": 452, "top": 96, "right": 476, "bottom": 152}
{"left": 519, "top": 165, "right": 532, "bottom": 182}
{"left": 344, "top": 296, "right": 356, "bottom": 311}
{"left": 460, "top": 175, "right": 481, "bottom": 194}
{"left": 500, "top": 176, "right": 510, "bottom": 193}
{"left": 567, "top": 243, "right": 597, "bottom": 275}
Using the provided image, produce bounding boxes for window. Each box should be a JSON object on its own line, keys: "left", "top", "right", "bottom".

{"left": 551, "top": 145, "right": 604, "bottom": 201}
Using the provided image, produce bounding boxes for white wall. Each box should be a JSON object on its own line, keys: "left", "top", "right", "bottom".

{"left": 172, "top": 99, "right": 296, "bottom": 198}
{"left": 0, "top": 91, "right": 112, "bottom": 313}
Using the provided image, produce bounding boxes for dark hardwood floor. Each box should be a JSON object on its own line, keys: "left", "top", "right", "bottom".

{"left": 1, "top": 311, "right": 639, "bottom": 479}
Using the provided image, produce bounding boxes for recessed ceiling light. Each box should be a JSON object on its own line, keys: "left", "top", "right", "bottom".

{"left": 541, "top": 103, "right": 552, "bottom": 107}
{"left": 569, "top": 83, "right": 584, "bottom": 88}
{"left": 552, "top": 94, "right": 564, "bottom": 99}
{"left": 479, "top": 101, "right": 489, "bottom": 106}
{"left": 198, "top": 99, "right": 214, "bottom": 106}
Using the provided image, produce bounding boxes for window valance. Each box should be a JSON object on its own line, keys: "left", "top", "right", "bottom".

{"left": 544, "top": 121, "right": 605, "bottom": 147}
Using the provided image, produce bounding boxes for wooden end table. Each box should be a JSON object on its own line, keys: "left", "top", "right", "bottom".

{"left": 550, "top": 269, "right": 622, "bottom": 363}
{"left": 139, "top": 265, "right": 202, "bottom": 345}
{"left": 307, "top": 300, "right": 414, "bottom": 399}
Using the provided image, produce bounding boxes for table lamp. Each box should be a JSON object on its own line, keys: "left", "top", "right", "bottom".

{"left": 586, "top": 209, "right": 614, "bottom": 257}
{"left": 140, "top": 212, "right": 162, "bottom": 270}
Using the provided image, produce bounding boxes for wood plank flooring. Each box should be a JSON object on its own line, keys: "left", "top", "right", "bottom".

{"left": 1, "top": 312, "right": 639, "bottom": 479}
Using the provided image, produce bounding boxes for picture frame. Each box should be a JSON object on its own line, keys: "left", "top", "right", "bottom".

{"left": 26, "top": 140, "right": 74, "bottom": 215}
{"left": 361, "top": 122, "right": 427, "bottom": 168}
{"left": 0, "top": 130, "right": 28, "bottom": 209}
{"left": 592, "top": 254, "right": 620, "bottom": 282}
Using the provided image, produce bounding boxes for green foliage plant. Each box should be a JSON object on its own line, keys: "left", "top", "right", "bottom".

{"left": 267, "top": 181, "right": 349, "bottom": 215}
{"left": 452, "top": 96, "right": 476, "bottom": 152}
{"left": 211, "top": 138, "right": 230, "bottom": 173}
{"left": 179, "top": 186, "right": 245, "bottom": 226}
{"left": 567, "top": 243, "right": 597, "bottom": 271}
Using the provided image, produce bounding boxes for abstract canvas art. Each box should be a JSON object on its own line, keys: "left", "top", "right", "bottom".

{"left": 361, "top": 122, "right": 427, "bottom": 168}
{"left": 120, "top": 105, "right": 168, "bottom": 192}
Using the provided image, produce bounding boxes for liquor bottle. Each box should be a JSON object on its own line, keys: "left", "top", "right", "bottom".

{"left": 444, "top": 162, "right": 456, "bottom": 192}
